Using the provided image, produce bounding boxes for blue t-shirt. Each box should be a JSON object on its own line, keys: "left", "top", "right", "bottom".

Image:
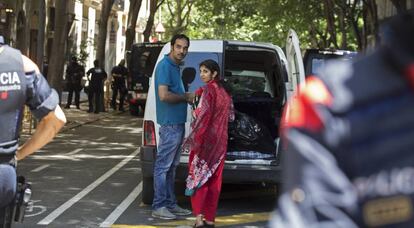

{"left": 155, "top": 54, "right": 187, "bottom": 125}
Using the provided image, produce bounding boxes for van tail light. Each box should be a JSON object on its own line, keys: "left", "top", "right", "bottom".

{"left": 143, "top": 120, "right": 156, "bottom": 146}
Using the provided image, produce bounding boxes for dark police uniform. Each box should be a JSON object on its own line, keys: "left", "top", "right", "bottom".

{"left": 0, "top": 45, "right": 59, "bottom": 208}
{"left": 272, "top": 11, "right": 414, "bottom": 228}
{"left": 86, "top": 67, "right": 107, "bottom": 113}
{"left": 65, "top": 60, "right": 85, "bottom": 109}
{"left": 110, "top": 64, "right": 128, "bottom": 111}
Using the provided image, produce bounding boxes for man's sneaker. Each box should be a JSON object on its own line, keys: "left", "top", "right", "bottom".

{"left": 152, "top": 207, "right": 177, "bottom": 220}
{"left": 168, "top": 205, "right": 192, "bottom": 216}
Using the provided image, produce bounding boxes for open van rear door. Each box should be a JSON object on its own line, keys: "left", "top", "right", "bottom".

{"left": 283, "top": 29, "right": 306, "bottom": 128}
{"left": 286, "top": 29, "right": 305, "bottom": 98}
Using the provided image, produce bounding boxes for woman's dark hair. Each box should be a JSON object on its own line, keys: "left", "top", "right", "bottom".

{"left": 199, "top": 59, "right": 231, "bottom": 94}
{"left": 170, "top": 34, "right": 190, "bottom": 47}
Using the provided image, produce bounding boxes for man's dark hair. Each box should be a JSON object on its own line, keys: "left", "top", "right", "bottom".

{"left": 93, "top": 59, "right": 99, "bottom": 67}
{"left": 170, "top": 34, "right": 190, "bottom": 47}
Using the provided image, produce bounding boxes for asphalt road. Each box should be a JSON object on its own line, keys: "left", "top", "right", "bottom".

{"left": 13, "top": 113, "right": 278, "bottom": 228}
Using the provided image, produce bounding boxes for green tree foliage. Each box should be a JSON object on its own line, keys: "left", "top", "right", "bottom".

{"left": 72, "top": 39, "right": 91, "bottom": 67}
{"left": 173, "top": 0, "right": 379, "bottom": 51}
{"left": 162, "top": 0, "right": 195, "bottom": 38}
{"left": 187, "top": 0, "right": 259, "bottom": 40}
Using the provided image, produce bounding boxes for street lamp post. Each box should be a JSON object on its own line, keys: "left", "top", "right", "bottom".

{"left": 154, "top": 5, "right": 165, "bottom": 42}
{"left": 155, "top": 22, "right": 165, "bottom": 41}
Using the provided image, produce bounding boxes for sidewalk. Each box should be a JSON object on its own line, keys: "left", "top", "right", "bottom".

{"left": 61, "top": 90, "right": 131, "bottom": 132}
{"left": 61, "top": 101, "right": 114, "bottom": 132}
{"left": 20, "top": 92, "right": 127, "bottom": 135}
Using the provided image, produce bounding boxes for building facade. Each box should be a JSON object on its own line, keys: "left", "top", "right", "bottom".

{"left": 0, "top": 0, "right": 158, "bottom": 73}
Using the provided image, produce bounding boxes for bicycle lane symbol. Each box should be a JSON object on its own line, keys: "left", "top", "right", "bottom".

{"left": 25, "top": 200, "right": 47, "bottom": 217}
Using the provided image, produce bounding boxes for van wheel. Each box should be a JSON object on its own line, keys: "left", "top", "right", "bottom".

{"left": 142, "top": 177, "right": 154, "bottom": 205}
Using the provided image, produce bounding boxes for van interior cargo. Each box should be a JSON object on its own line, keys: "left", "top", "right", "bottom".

{"left": 224, "top": 45, "right": 285, "bottom": 160}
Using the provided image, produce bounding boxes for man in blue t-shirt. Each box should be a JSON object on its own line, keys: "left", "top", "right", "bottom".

{"left": 152, "top": 34, "right": 194, "bottom": 219}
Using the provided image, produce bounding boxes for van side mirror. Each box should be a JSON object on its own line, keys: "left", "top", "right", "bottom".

{"left": 182, "top": 67, "right": 196, "bottom": 92}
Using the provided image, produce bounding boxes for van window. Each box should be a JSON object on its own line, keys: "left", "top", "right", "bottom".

{"left": 129, "top": 44, "right": 164, "bottom": 78}
{"left": 181, "top": 52, "right": 221, "bottom": 92}
{"left": 225, "top": 70, "right": 267, "bottom": 95}
{"left": 224, "top": 45, "right": 281, "bottom": 98}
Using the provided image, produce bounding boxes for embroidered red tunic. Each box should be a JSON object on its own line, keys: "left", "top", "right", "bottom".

{"left": 182, "top": 80, "right": 233, "bottom": 196}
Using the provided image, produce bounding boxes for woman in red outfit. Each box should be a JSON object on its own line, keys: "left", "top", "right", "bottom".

{"left": 182, "top": 59, "right": 233, "bottom": 228}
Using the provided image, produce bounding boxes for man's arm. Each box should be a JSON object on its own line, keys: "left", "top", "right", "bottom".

{"left": 16, "top": 55, "right": 67, "bottom": 160}
{"left": 15, "top": 106, "right": 66, "bottom": 160}
{"left": 86, "top": 69, "right": 92, "bottom": 80}
{"left": 158, "top": 85, "right": 193, "bottom": 103}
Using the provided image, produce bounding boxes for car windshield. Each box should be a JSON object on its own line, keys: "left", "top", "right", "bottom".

{"left": 305, "top": 50, "right": 357, "bottom": 77}
{"left": 311, "top": 55, "right": 354, "bottom": 75}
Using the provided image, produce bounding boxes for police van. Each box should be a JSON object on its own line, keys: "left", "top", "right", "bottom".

{"left": 139, "top": 31, "right": 305, "bottom": 204}
{"left": 127, "top": 42, "right": 165, "bottom": 116}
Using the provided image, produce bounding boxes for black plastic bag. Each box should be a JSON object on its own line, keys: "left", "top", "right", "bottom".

{"left": 228, "top": 111, "right": 276, "bottom": 154}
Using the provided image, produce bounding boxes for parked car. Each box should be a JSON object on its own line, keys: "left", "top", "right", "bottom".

{"left": 303, "top": 48, "right": 357, "bottom": 77}
{"left": 139, "top": 35, "right": 304, "bottom": 204}
{"left": 126, "top": 42, "right": 165, "bottom": 116}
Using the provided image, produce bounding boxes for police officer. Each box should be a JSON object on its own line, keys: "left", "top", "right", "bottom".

{"left": 110, "top": 59, "right": 128, "bottom": 112}
{"left": 271, "top": 10, "right": 414, "bottom": 228}
{"left": 86, "top": 60, "right": 107, "bottom": 113}
{"left": 0, "top": 44, "right": 66, "bottom": 213}
{"left": 65, "top": 56, "right": 85, "bottom": 109}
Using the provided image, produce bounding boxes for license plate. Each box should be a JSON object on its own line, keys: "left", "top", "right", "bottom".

{"left": 134, "top": 93, "right": 147, "bottom": 99}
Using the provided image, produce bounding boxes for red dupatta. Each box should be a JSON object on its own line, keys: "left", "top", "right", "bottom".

{"left": 182, "top": 80, "right": 233, "bottom": 196}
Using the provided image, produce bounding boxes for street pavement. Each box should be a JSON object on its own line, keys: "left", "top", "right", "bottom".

{"left": 13, "top": 97, "right": 278, "bottom": 228}
{"left": 60, "top": 91, "right": 113, "bottom": 131}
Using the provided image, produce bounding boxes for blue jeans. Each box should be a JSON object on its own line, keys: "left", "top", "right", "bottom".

{"left": 0, "top": 164, "right": 16, "bottom": 208}
{"left": 152, "top": 124, "right": 184, "bottom": 210}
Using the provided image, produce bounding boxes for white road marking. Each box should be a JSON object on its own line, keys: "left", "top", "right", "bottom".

{"left": 96, "top": 137, "right": 107, "bottom": 141}
{"left": 65, "top": 148, "right": 83, "bottom": 156}
{"left": 31, "top": 164, "right": 50, "bottom": 173}
{"left": 25, "top": 200, "right": 47, "bottom": 217}
{"left": 99, "top": 182, "right": 143, "bottom": 227}
{"left": 37, "top": 149, "right": 139, "bottom": 225}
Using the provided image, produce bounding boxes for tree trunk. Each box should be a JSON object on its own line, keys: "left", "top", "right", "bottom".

{"left": 347, "top": 0, "right": 363, "bottom": 51}
{"left": 36, "top": 0, "right": 46, "bottom": 68}
{"left": 323, "top": 0, "right": 338, "bottom": 48}
{"left": 47, "top": 0, "right": 69, "bottom": 100}
{"left": 143, "top": 0, "right": 158, "bottom": 42}
{"left": 96, "top": 0, "right": 115, "bottom": 67}
{"left": 125, "top": 0, "right": 143, "bottom": 51}
{"left": 337, "top": 1, "right": 348, "bottom": 49}
{"left": 16, "top": 0, "right": 31, "bottom": 55}
{"left": 362, "top": 0, "right": 379, "bottom": 50}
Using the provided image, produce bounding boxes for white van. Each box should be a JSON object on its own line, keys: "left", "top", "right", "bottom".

{"left": 139, "top": 32, "right": 305, "bottom": 204}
